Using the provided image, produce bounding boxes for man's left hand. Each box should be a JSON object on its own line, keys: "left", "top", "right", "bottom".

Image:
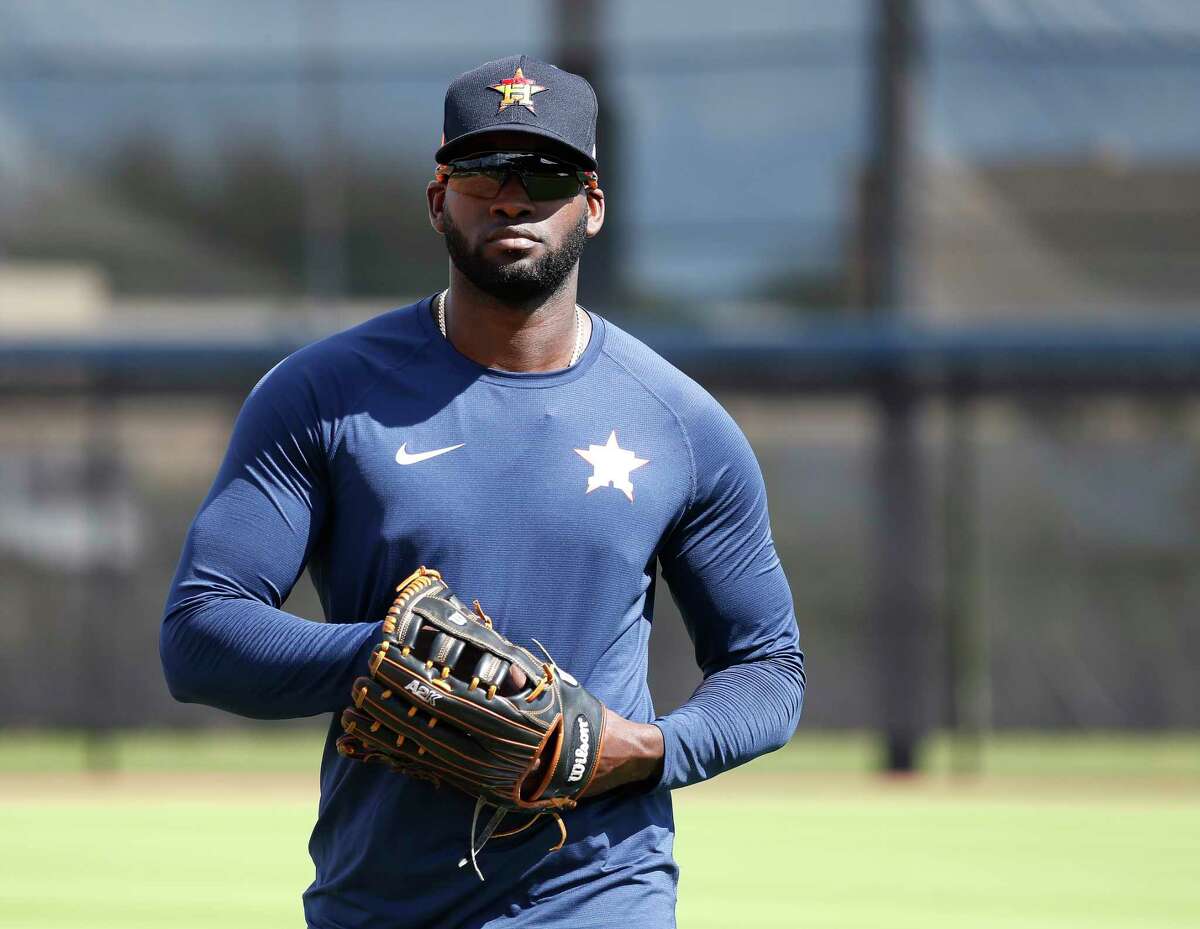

{"left": 580, "top": 707, "right": 665, "bottom": 797}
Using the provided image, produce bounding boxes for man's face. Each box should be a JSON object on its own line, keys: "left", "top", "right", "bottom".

{"left": 428, "top": 133, "right": 605, "bottom": 305}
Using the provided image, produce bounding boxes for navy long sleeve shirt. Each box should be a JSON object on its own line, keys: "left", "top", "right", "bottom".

{"left": 161, "top": 297, "right": 805, "bottom": 928}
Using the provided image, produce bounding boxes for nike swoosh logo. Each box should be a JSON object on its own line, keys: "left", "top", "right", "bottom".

{"left": 395, "top": 442, "right": 464, "bottom": 465}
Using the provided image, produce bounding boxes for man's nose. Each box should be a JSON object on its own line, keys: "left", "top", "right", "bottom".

{"left": 489, "top": 173, "right": 534, "bottom": 219}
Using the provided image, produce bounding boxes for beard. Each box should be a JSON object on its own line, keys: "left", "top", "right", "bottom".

{"left": 443, "top": 206, "right": 589, "bottom": 305}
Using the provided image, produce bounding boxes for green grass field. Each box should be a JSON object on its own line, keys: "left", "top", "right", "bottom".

{"left": 1, "top": 731, "right": 1197, "bottom": 928}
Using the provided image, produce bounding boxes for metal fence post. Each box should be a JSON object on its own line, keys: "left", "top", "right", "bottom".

{"left": 943, "top": 393, "right": 989, "bottom": 774}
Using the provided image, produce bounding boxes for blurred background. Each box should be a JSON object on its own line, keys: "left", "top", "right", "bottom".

{"left": 1, "top": 2, "right": 1198, "bottom": 927}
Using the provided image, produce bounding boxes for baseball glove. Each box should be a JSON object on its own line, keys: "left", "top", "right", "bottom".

{"left": 336, "top": 567, "right": 607, "bottom": 878}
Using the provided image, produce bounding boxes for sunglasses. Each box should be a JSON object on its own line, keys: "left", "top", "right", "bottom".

{"left": 437, "top": 153, "right": 598, "bottom": 202}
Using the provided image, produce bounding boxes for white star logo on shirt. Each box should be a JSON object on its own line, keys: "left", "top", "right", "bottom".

{"left": 574, "top": 431, "right": 649, "bottom": 502}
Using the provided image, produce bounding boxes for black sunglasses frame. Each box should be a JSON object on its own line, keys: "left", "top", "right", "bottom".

{"left": 436, "top": 153, "right": 599, "bottom": 201}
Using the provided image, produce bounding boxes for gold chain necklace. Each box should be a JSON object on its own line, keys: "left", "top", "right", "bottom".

{"left": 436, "top": 290, "right": 586, "bottom": 367}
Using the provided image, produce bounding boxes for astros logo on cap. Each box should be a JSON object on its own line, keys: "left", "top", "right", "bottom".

{"left": 488, "top": 66, "right": 547, "bottom": 113}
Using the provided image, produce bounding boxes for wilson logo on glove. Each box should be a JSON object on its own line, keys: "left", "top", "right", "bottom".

{"left": 404, "top": 680, "right": 443, "bottom": 705}
{"left": 567, "top": 716, "right": 591, "bottom": 783}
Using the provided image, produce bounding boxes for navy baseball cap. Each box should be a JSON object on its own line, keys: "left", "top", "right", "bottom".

{"left": 436, "top": 54, "right": 598, "bottom": 171}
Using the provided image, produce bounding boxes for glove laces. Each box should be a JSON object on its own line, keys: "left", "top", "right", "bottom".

{"left": 458, "top": 639, "right": 572, "bottom": 880}
{"left": 458, "top": 799, "right": 568, "bottom": 881}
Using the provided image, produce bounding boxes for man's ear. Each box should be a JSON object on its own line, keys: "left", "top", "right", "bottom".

{"left": 427, "top": 180, "right": 447, "bottom": 234}
{"left": 585, "top": 186, "right": 605, "bottom": 238}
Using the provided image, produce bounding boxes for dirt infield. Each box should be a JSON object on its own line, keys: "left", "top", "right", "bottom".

{"left": 4, "top": 767, "right": 1196, "bottom": 806}
{"left": 0, "top": 771, "right": 318, "bottom": 802}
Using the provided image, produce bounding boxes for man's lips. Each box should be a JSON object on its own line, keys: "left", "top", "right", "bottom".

{"left": 486, "top": 227, "right": 540, "bottom": 249}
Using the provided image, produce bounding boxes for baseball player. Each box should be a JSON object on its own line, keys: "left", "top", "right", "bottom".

{"left": 161, "top": 55, "right": 805, "bottom": 928}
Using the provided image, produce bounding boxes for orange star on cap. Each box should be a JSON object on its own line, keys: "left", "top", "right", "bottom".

{"left": 489, "top": 66, "right": 547, "bottom": 113}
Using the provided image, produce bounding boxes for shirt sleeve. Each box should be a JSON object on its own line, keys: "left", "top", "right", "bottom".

{"left": 159, "top": 352, "right": 379, "bottom": 720}
{"left": 652, "top": 400, "right": 806, "bottom": 789}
